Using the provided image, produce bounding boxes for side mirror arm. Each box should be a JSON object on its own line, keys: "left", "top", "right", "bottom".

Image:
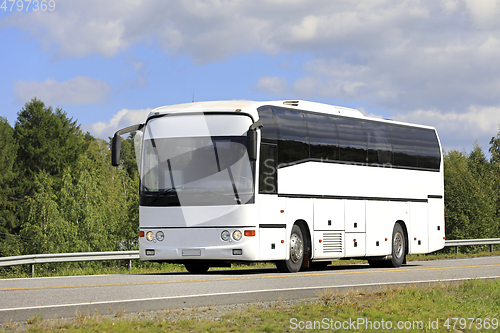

{"left": 247, "top": 119, "right": 263, "bottom": 161}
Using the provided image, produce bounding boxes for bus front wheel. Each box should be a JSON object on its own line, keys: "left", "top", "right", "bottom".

{"left": 184, "top": 261, "right": 210, "bottom": 274}
{"left": 276, "top": 224, "right": 304, "bottom": 273}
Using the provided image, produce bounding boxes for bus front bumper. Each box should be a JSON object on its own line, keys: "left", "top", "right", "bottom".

{"left": 139, "top": 227, "right": 260, "bottom": 262}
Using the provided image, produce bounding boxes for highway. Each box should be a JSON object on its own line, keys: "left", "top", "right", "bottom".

{"left": 1, "top": 256, "right": 499, "bottom": 322}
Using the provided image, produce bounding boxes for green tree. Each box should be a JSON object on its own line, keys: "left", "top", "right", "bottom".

{"left": 119, "top": 132, "right": 140, "bottom": 180}
{"left": 489, "top": 129, "right": 500, "bottom": 164}
{"left": 14, "top": 98, "right": 87, "bottom": 197}
{"left": 1, "top": 98, "right": 140, "bottom": 265}
{"left": 0, "top": 117, "right": 18, "bottom": 234}
{"left": 115, "top": 133, "right": 140, "bottom": 249}
{"left": 444, "top": 148, "right": 497, "bottom": 243}
{"left": 56, "top": 138, "right": 137, "bottom": 252}
{"left": 489, "top": 128, "right": 500, "bottom": 236}
{"left": 19, "top": 172, "right": 78, "bottom": 254}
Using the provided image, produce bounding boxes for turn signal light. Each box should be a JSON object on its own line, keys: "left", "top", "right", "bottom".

{"left": 139, "top": 231, "right": 145, "bottom": 237}
{"left": 244, "top": 230, "right": 255, "bottom": 237}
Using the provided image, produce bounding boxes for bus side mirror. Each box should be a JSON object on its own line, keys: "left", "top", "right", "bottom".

{"left": 247, "top": 130, "right": 257, "bottom": 161}
{"left": 111, "top": 123, "right": 144, "bottom": 167}
{"left": 112, "top": 134, "right": 122, "bottom": 166}
{"left": 247, "top": 119, "right": 263, "bottom": 161}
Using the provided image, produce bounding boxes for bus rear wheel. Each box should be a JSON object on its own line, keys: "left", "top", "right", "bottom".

{"left": 387, "top": 223, "right": 406, "bottom": 268}
{"left": 184, "top": 261, "right": 210, "bottom": 274}
{"left": 276, "top": 224, "right": 304, "bottom": 273}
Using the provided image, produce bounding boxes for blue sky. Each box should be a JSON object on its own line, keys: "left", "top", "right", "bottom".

{"left": 2, "top": 0, "right": 500, "bottom": 154}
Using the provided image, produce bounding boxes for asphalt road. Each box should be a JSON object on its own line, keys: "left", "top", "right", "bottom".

{"left": 1, "top": 256, "right": 499, "bottom": 322}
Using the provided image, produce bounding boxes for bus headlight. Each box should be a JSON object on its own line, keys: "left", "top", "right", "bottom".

{"left": 156, "top": 231, "right": 164, "bottom": 241}
{"left": 232, "top": 230, "right": 242, "bottom": 241}
{"left": 146, "top": 231, "right": 154, "bottom": 241}
{"left": 221, "top": 230, "right": 230, "bottom": 241}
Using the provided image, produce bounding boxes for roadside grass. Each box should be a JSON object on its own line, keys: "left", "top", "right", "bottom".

{"left": 7, "top": 278, "right": 500, "bottom": 332}
{"left": 1, "top": 248, "right": 499, "bottom": 279}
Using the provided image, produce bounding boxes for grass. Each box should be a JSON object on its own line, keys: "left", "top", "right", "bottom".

{"left": 3, "top": 278, "right": 499, "bottom": 332}
{"left": 1, "top": 248, "right": 499, "bottom": 279}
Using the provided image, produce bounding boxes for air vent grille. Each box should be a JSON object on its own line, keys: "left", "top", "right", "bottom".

{"left": 283, "top": 101, "right": 299, "bottom": 106}
{"left": 323, "top": 232, "right": 343, "bottom": 253}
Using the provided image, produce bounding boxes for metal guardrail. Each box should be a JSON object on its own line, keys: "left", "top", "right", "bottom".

{"left": 0, "top": 239, "right": 498, "bottom": 278}
{"left": 445, "top": 238, "right": 500, "bottom": 254}
{"left": 0, "top": 251, "right": 139, "bottom": 277}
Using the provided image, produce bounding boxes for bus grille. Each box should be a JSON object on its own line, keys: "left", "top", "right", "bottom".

{"left": 323, "top": 232, "right": 343, "bottom": 253}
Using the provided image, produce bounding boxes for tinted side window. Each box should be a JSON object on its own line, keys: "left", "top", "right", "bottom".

{"left": 257, "top": 107, "right": 277, "bottom": 144}
{"left": 275, "top": 109, "right": 309, "bottom": 166}
{"left": 390, "top": 125, "right": 417, "bottom": 168}
{"left": 335, "top": 117, "right": 367, "bottom": 163}
{"left": 259, "top": 144, "right": 277, "bottom": 193}
{"left": 363, "top": 122, "right": 392, "bottom": 166}
{"left": 414, "top": 128, "right": 441, "bottom": 170}
{"left": 306, "top": 113, "right": 339, "bottom": 161}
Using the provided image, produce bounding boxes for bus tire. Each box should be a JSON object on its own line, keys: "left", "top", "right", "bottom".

{"left": 184, "top": 261, "right": 210, "bottom": 274}
{"left": 276, "top": 224, "right": 304, "bottom": 273}
{"left": 388, "top": 223, "right": 406, "bottom": 268}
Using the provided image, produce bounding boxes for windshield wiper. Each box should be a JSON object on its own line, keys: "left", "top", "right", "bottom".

{"left": 146, "top": 186, "right": 210, "bottom": 204}
{"left": 147, "top": 188, "right": 178, "bottom": 205}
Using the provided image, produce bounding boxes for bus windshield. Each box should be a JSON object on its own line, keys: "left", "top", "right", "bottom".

{"left": 140, "top": 135, "right": 254, "bottom": 206}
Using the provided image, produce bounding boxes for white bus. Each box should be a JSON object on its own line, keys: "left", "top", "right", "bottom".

{"left": 112, "top": 100, "right": 444, "bottom": 273}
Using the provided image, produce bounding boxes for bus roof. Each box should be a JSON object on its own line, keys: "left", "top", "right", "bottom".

{"left": 147, "top": 100, "right": 436, "bottom": 131}
{"left": 149, "top": 100, "right": 362, "bottom": 118}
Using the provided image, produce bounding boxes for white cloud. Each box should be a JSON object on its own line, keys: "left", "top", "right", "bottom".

{"left": 4, "top": 0, "right": 500, "bottom": 151}
{"left": 87, "top": 108, "right": 152, "bottom": 139}
{"left": 393, "top": 106, "right": 500, "bottom": 152}
{"left": 0, "top": 1, "right": 446, "bottom": 62}
{"left": 13, "top": 76, "right": 112, "bottom": 105}
{"left": 2, "top": 2, "right": 131, "bottom": 58}
{"left": 442, "top": 0, "right": 460, "bottom": 13}
{"left": 254, "top": 76, "right": 288, "bottom": 95}
{"left": 256, "top": 61, "right": 369, "bottom": 100}
{"left": 290, "top": 15, "right": 320, "bottom": 42}
{"left": 464, "top": 0, "right": 500, "bottom": 29}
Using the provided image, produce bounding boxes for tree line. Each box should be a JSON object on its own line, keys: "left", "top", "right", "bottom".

{"left": 0, "top": 98, "right": 499, "bottom": 269}
{"left": 0, "top": 98, "right": 138, "bottom": 267}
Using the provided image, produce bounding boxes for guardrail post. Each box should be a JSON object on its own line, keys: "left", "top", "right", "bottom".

{"left": 129, "top": 259, "right": 132, "bottom": 272}
{"left": 31, "top": 264, "right": 34, "bottom": 278}
{"left": 455, "top": 246, "right": 458, "bottom": 255}
{"left": 491, "top": 244, "right": 494, "bottom": 253}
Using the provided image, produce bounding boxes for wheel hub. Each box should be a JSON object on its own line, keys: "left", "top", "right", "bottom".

{"left": 393, "top": 232, "right": 403, "bottom": 259}
{"left": 290, "top": 233, "right": 303, "bottom": 263}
